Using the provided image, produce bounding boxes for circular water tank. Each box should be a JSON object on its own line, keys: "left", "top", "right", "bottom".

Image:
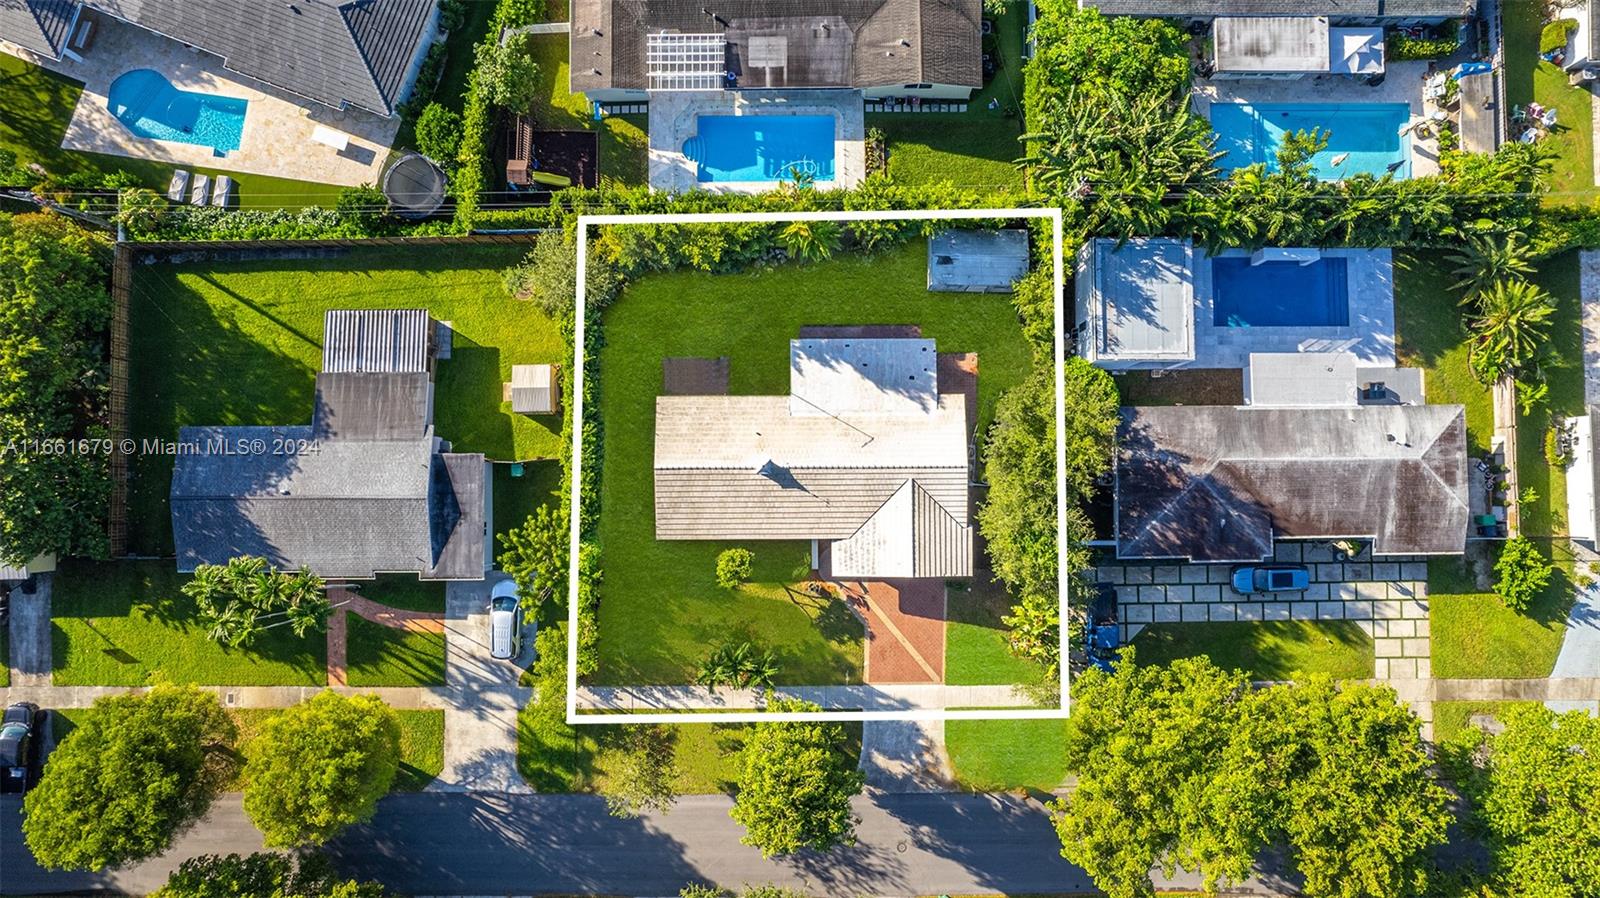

{"left": 382, "top": 152, "right": 447, "bottom": 218}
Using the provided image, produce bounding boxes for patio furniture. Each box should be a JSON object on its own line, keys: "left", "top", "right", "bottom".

{"left": 211, "top": 175, "right": 234, "bottom": 208}
{"left": 189, "top": 173, "right": 211, "bottom": 206}
{"left": 167, "top": 169, "right": 191, "bottom": 202}
{"left": 311, "top": 125, "right": 349, "bottom": 152}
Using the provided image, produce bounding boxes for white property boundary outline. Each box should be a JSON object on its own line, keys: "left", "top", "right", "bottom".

{"left": 567, "top": 207, "right": 1069, "bottom": 725}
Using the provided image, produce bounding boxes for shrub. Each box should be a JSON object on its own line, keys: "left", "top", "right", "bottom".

{"left": 1388, "top": 34, "right": 1462, "bottom": 60}
{"left": 1493, "top": 537, "right": 1554, "bottom": 612}
{"left": 396, "top": 42, "right": 447, "bottom": 120}
{"left": 495, "top": 0, "right": 548, "bottom": 28}
{"left": 1545, "top": 425, "right": 1571, "bottom": 468}
{"left": 437, "top": 0, "right": 470, "bottom": 31}
{"left": 334, "top": 184, "right": 391, "bottom": 232}
{"left": 414, "top": 102, "right": 463, "bottom": 166}
{"left": 715, "top": 548, "right": 754, "bottom": 589}
{"left": 498, "top": 504, "right": 568, "bottom": 615}
{"left": 1542, "top": 18, "right": 1579, "bottom": 55}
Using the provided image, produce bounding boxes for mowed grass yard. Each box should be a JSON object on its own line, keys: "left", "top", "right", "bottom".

{"left": 528, "top": 33, "right": 647, "bottom": 186}
{"left": 0, "top": 53, "right": 344, "bottom": 208}
{"left": 345, "top": 613, "right": 446, "bottom": 687}
{"left": 1131, "top": 621, "right": 1374, "bottom": 681}
{"left": 125, "top": 245, "right": 564, "bottom": 554}
{"left": 593, "top": 240, "right": 1033, "bottom": 685}
{"left": 945, "top": 718, "right": 1068, "bottom": 792}
{"left": 51, "top": 560, "right": 326, "bottom": 687}
{"left": 946, "top": 579, "right": 1049, "bottom": 686}
{"left": 1428, "top": 545, "right": 1573, "bottom": 679}
{"left": 1503, "top": 0, "right": 1596, "bottom": 204}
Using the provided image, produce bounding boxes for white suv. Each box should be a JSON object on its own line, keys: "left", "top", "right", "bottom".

{"left": 488, "top": 580, "right": 525, "bottom": 661}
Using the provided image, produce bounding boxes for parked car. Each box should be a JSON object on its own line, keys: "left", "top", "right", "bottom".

{"left": 1084, "top": 583, "right": 1120, "bottom": 673}
{"left": 1230, "top": 564, "right": 1311, "bottom": 595}
{"left": 0, "top": 702, "right": 40, "bottom": 793}
{"left": 488, "top": 580, "right": 525, "bottom": 661}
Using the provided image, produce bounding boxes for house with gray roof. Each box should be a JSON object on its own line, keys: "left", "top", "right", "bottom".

{"left": 570, "top": 0, "right": 982, "bottom": 103}
{"left": 170, "top": 309, "right": 488, "bottom": 581}
{"left": 654, "top": 337, "right": 972, "bottom": 579}
{"left": 1, "top": 0, "right": 438, "bottom": 116}
{"left": 1115, "top": 404, "right": 1468, "bottom": 563}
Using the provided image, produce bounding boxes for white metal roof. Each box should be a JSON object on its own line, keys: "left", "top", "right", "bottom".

{"left": 1246, "top": 352, "right": 1359, "bottom": 407}
{"left": 829, "top": 480, "right": 973, "bottom": 578}
{"left": 1083, "top": 238, "right": 1195, "bottom": 362}
{"left": 1214, "top": 16, "right": 1330, "bottom": 73}
{"left": 789, "top": 338, "right": 939, "bottom": 418}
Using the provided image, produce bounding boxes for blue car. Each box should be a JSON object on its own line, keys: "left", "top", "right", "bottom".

{"left": 1084, "top": 584, "right": 1120, "bottom": 672}
{"left": 1230, "top": 565, "right": 1311, "bottom": 595}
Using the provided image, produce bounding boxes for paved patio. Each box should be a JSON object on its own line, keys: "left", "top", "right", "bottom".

{"left": 646, "top": 89, "right": 865, "bottom": 193}
{"left": 3, "top": 15, "right": 396, "bottom": 187}
{"left": 1193, "top": 60, "right": 1442, "bottom": 178}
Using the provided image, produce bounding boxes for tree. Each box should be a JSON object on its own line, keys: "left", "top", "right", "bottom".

{"left": 499, "top": 504, "right": 568, "bottom": 614}
{"left": 780, "top": 219, "right": 841, "bottom": 262}
{"left": 602, "top": 724, "right": 680, "bottom": 818}
{"left": 414, "top": 102, "right": 463, "bottom": 167}
{"left": 715, "top": 548, "right": 754, "bottom": 589}
{"left": 696, "top": 641, "right": 779, "bottom": 691}
{"left": 241, "top": 692, "right": 400, "bottom": 848}
{"left": 151, "top": 852, "right": 388, "bottom": 898}
{"left": 1467, "top": 279, "right": 1556, "bottom": 385}
{"left": 183, "top": 555, "right": 330, "bottom": 647}
{"left": 1050, "top": 656, "right": 1253, "bottom": 898}
{"left": 1492, "top": 536, "right": 1554, "bottom": 612}
{"left": 23, "top": 684, "right": 235, "bottom": 871}
{"left": 1453, "top": 704, "right": 1600, "bottom": 898}
{"left": 0, "top": 213, "right": 113, "bottom": 566}
{"left": 473, "top": 30, "right": 540, "bottom": 114}
{"left": 730, "top": 698, "right": 864, "bottom": 856}
{"left": 503, "top": 229, "right": 624, "bottom": 319}
{"left": 1447, "top": 232, "right": 1535, "bottom": 301}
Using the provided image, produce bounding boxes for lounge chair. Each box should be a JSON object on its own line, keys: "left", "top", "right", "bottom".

{"left": 212, "top": 175, "right": 234, "bottom": 208}
{"left": 190, "top": 173, "right": 211, "bottom": 206}
{"left": 167, "top": 169, "right": 190, "bottom": 202}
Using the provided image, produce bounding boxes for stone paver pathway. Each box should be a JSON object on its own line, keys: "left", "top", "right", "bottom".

{"left": 841, "top": 579, "right": 946, "bottom": 684}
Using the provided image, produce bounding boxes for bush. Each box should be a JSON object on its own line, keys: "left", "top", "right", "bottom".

{"left": 396, "top": 42, "right": 447, "bottom": 120}
{"left": 437, "top": 0, "right": 470, "bottom": 31}
{"left": 1545, "top": 425, "right": 1571, "bottom": 468}
{"left": 414, "top": 102, "right": 463, "bottom": 166}
{"left": 1493, "top": 537, "right": 1555, "bottom": 612}
{"left": 1388, "top": 33, "right": 1462, "bottom": 60}
{"left": 495, "top": 0, "right": 548, "bottom": 28}
{"left": 715, "top": 548, "right": 754, "bottom": 589}
{"left": 1542, "top": 18, "right": 1579, "bottom": 55}
{"left": 334, "top": 184, "right": 391, "bottom": 232}
{"left": 473, "top": 30, "right": 540, "bottom": 114}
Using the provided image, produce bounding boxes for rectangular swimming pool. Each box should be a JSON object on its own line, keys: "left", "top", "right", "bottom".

{"left": 687, "top": 114, "right": 836, "bottom": 183}
{"left": 1212, "top": 257, "right": 1350, "bottom": 328}
{"left": 1211, "top": 102, "right": 1411, "bottom": 179}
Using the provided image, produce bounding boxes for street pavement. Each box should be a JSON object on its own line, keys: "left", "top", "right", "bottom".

{"left": 2, "top": 792, "right": 1107, "bottom": 896}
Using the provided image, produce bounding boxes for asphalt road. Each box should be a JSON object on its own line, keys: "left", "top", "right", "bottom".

{"left": 2, "top": 792, "right": 1107, "bottom": 896}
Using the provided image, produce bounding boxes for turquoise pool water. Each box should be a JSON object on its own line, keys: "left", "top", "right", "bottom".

{"left": 685, "top": 115, "right": 835, "bottom": 182}
{"left": 1211, "top": 102, "right": 1410, "bottom": 179}
{"left": 108, "top": 69, "right": 247, "bottom": 156}
{"left": 1212, "top": 256, "right": 1350, "bottom": 328}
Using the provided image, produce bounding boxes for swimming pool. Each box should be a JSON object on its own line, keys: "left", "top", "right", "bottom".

{"left": 108, "top": 69, "right": 247, "bottom": 156}
{"left": 1211, "top": 102, "right": 1410, "bottom": 179}
{"left": 685, "top": 115, "right": 835, "bottom": 183}
{"left": 1212, "top": 256, "right": 1350, "bottom": 327}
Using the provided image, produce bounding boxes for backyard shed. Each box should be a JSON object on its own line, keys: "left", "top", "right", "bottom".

{"left": 322, "top": 309, "right": 434, "bottom": 374}
{"left": 1212, "top": 16, "right": 1330, "bottom": 75}
{"left": 1075, "top": 238, "right": 1195, "bottom": 369}
{"left": 510, "top": 364, "right": 559, "bottom": 415}
{"left": 927, "top": 229, "right": 1029, "bottom": 292}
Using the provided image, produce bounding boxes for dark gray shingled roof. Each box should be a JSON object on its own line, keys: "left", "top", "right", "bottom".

{"left": 311, "top": 372, "right": 431, "bottom": 441}
{"left": 1116, "top": 404, "right": 1468, "bottom": 562}
{"left": 570, "top": 0, "right": 980, "bottom": 92}
{"left": 0, "top": 0, "right": 75, "bottom": 55}
{"left": 1078, "top": 0, "right": 1472, "bottom": 18}
{"left": 71, "top": 0, "right": 435, "bottom": 115}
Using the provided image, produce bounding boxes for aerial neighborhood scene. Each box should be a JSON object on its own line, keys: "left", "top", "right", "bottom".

{"left": 3, "top": 0, "right": 1600, "bottom": 896}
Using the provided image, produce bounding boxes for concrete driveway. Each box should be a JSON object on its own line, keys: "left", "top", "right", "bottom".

{"left": 433, "top": 575, "right": 534, "bottom": 794}
{"left": 4, "top": 576, "right": 50, "bottom": 687}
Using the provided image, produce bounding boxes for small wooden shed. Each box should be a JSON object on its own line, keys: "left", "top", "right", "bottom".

{"left": 510, "top": 364, "right": 559, "bottom": 415}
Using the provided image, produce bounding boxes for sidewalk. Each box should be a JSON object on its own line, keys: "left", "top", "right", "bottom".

{"left": 576, "top": 683, "right": 1035, "bottom": 711}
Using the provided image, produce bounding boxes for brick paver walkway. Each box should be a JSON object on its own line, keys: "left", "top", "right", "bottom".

{"left": 841, "top": 579, "right": 946, "bottom": 684}
{"left": 325, "top": 587, "right": 446, "bottom": 687}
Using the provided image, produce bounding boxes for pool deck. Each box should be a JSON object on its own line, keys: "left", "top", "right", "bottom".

{"left": 1193, "top": 248, "right": 1397, "bottom": 369}
{"left": 2, "top": 16, "right": 396, "bottom": 188}
{"left": 646, "top": 89, "right": 865, "bottom": 193}
{"left": 1193, "top": 62, "right": 1440, "bottom": 178}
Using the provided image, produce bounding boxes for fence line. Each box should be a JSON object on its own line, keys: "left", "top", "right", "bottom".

{"left": 107, "top": 245, "right": 133, "bottom": 555}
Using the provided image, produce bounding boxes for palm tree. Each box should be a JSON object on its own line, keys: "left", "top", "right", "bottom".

{"left": 1468, "top": 278, "right": 1556, "bottom": 384}
{"left": 781, "top": 220, "right": 841, "bottom": 262}
{"left": 695, "top": 641, "right": 780, "bottom": 691}
{"left": 1447, "top": 232, "right": 1534, "bottom": 302}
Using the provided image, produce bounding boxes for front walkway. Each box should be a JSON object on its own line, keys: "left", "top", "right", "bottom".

{"left": 576, "top": 683, "right": 1032, "bottom": 711}
{"left": 3, "top": 15, "right": 394, "bottom": 186}
{"left": 840, "top": 579, "right": 946, "bottom": 685}
{"left": 325, "top": 589, "right": 446, "bottom": 687}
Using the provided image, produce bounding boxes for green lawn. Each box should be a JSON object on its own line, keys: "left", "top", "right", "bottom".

{"left": 1393, "top": 251, "right": 1493, "bottom": 454}
{"left": 867, "top": 0, "right": 1027, "bottom": 190}
{"left": 344, "top": 614, "right": 446, "bottom": 687}
{"left": 125, "top": 245, "right": 564, "bottom": 554}
{"left": 0, "top": 53, "right": 344, "bottom": 209}
{"left": 945, "top": 718, "right": 1069, "bottom": 792}
{"left": 394, "top": 3, "right": 499, "bottom": 151}
{"left": 528, "top": 33, "right": 647, "bottom": 186}
{"left": 492, "top": 459, "right": 563, "bottom": 542}
{"left": 1517, "top": 251, "right": 1586, "bottom": 539}
{"left": 1503, "top": 0, "right": 1596, "bottom": 203}
{"left": 1131, "top": 621, "right": 1374, "bottom": 681}
{"left": 51, "top": 559, "right": 326, "bottom": 686}
{"left": 593, "top": 240, "right": 1032, "bottom": 684}
{"left": 1428, "top": 547, "right": 1573, "bottom": 679}
{"left": 1431, "top": 700, "right": 1540, "bottom": 743}
{"left": 946, "top": 579, "right": 1048, "bottom": 686}
{"left": 358, "top": 575, "right": 445, "bottom": 614}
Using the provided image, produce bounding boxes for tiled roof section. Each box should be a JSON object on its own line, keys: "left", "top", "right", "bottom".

{"left": 322, "top": 308, "right": 432, "bottom": 373}
{"left": 81, "top": 0, "right": 435, "bottom": 114}
{"left": 655, "top": 466, "right": 969, "bottom": 540}
{"left": 1116, "top": 405, "right": 1469, "bottom": 562}
{"left": 830, "top": 479, "right": 972, "bottom": 578}
{"left": 1078, "top": 0, "right": 1471, "bottom": 17}
{"left": 0, "top": 0, "right": 74, "bottom": 56}
{"left": 571, "top": 0, "right": 980, "bottom": 91}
